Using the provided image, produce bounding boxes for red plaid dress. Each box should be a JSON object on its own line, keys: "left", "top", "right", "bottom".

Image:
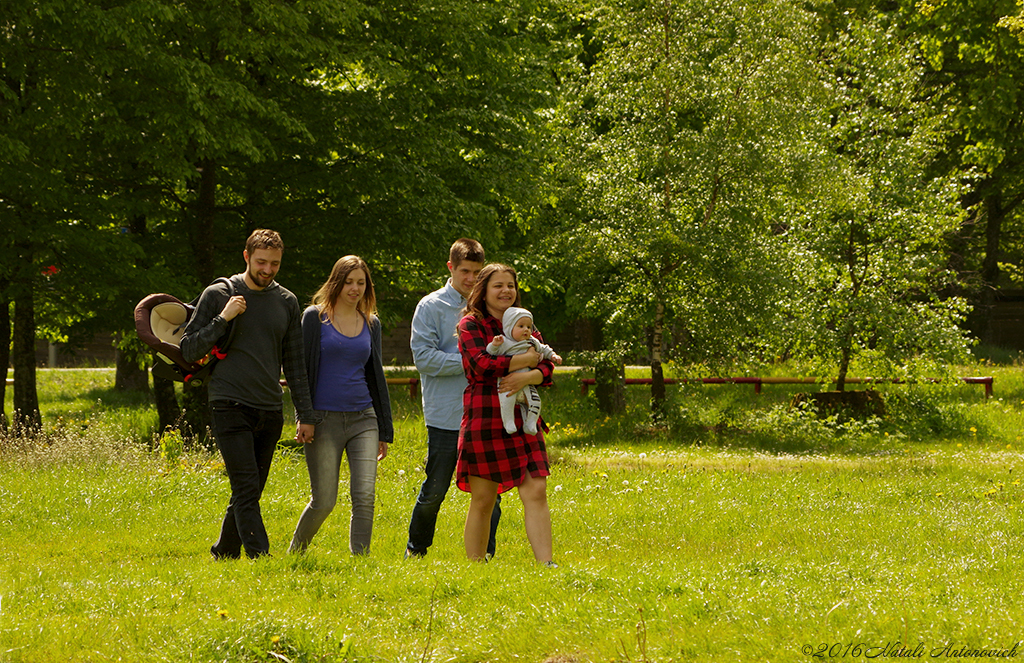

{"left": 456, "top": 313, "right": 554, "bottom": 494}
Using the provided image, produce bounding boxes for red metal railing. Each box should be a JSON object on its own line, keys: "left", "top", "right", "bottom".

{"left": 579, "top": 376, "right": 993, "bottom": 398}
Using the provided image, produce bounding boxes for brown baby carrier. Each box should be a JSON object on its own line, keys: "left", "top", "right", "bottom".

{"left": 133, "top": 277, "right": 236, "bottom": 387}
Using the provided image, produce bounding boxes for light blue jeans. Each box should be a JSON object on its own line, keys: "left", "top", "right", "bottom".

{"left": 290, "top": 408, "right": 379, "bottom": 555}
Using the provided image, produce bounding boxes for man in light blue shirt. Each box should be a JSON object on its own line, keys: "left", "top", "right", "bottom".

{"left": 405, "top": 238, "right": 501, "bottom": 558}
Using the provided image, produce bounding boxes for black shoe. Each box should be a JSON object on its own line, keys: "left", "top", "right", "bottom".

{"left": 210, "top": 546, "right": 241, "bottom": 560}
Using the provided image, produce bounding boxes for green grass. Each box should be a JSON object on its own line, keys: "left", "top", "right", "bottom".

{"left": 3, "top": 366, "right": 1024, "bottom": 661}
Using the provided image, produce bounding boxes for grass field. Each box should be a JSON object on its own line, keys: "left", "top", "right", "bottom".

{"left": 2, "top": 365, "right": 1024, "bottom": 661}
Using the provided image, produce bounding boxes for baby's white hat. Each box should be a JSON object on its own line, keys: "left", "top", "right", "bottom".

{"left": 501, "top": 306, "right": 534, "bottom": 337}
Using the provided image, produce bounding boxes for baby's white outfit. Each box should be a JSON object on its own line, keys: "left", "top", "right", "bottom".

{"left": 486, "top": 307, "right": 558, "bottom": 435}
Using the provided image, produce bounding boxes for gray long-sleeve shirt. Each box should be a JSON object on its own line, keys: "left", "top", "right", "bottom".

{"left": 180, "top": 274, "right": 314, "bottom": 423}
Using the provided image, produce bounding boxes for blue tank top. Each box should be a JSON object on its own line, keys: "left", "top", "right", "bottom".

{"left": 312, "top": 320, "right": 373, "bottom": 412}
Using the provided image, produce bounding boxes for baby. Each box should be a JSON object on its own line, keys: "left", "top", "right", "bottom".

{"left": 486, "top": 307, "right": 562, "bottom": 435}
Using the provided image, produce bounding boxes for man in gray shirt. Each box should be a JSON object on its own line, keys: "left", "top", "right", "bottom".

{"left": 181, "top": 228, "right": 314, "bottom": 559}
{"left": 405, "top": 238, "right": 500, "bottom": 558}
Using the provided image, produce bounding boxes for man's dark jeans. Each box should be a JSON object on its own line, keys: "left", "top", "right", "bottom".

{"left": 209, "top": 401, "right": 283, "bottom": 559}
{"left": 406, "top": 426, "right": 500, "bottom": 557}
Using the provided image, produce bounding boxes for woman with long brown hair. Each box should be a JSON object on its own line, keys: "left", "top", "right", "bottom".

{"left": 289, "top": 255, "right": 393, "bottom": 555}
{"left": 456, "top": 263, "right": 556, "bottom": 564}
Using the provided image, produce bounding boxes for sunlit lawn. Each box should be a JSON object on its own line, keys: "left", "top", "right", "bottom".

{"left": 2, "top": 366, "right": 1024, "bottom": 661}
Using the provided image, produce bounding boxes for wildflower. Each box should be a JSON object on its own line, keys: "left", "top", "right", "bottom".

{"left": 970, "top": 427, "right": 977, "bottom": 434}
{"left": 555, "top": 484, "right": 563, "bottom": 492}
{"left": 639, "top": 452, "right": 647, "bottom": 459}
{"left": 398, "top": 469, "right": 405, "bottom": 476}
{"left": 217, "top": 609, "right": 229, "bottom": 619}
{"left": 271, "top": 636, "right": 281, "bottom": 644}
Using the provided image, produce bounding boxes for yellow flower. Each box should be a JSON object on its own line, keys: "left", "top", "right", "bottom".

{"left": 217, "top": 609, "right": 229, "bottom": 619}
{"left": 271, "top": 636, "right": 281, "bottom": 644}
{"left": 970, "top": 427, "right": 977, "bottom": 434}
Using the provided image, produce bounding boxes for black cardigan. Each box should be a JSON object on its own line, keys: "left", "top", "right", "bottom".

{"left": 300, "top": 305, "right": 394, "bottom": 444}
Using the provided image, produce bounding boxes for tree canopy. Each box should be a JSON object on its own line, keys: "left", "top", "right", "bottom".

{"left": 2, "top": 0, "right": 1020, "bottom": 426}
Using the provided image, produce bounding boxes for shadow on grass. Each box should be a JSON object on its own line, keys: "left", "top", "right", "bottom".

{"left": 78, "top": 386, "right": 154, "bottom": 408}
{"left": 544, "top": 379, "right": 988, "bottom": 459}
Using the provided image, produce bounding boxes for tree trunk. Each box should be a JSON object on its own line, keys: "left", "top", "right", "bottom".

{"left": 650, "top": 300, "right": 666, "bottom": 415}
{"left": 183, "top": 160, "right": 219, "bottom": 448}
{"left": 181, "top": 382, "right": 213, "bottom": 449}
{"left": 192, "top": 159, "right": 218, "bottom": 285}
{"left": 153, "top": 371, "right": 181, "bottom": 433}
{"left": 594, "top": 354, "right": 625, "bottom": 415}
{"left": 0, "top": 279, "right": 10, "bottom": 433}
{"left": 574, "top": 317, "right": 600, "bottom": 352}
{"left": 114, "top": 335, "right": 149, "bottom": 392}
{"left": 116, "top": 213, "right": 152, "bottom": 394}
{"left": 836, "top": 338, "right": 852, "bottom": 392}
{"left": 977, "top": 191, "right": 1005, "bottom": 345}
{"left": 12, "top": 285, "right": 41, "bottom": 433}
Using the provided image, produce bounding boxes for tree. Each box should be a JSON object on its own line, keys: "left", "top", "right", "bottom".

{"left": 546, "top": 0, "right": 826, "bottom": 412}
{"left": 1, "top": 0, "right": 361, "bottom": 434}
{"left": 1, "top": 0, "right": 120, "bottom": 431}
{"left": 779, "top": 14, "right": 972, "bottom": 389}
{"left": 902, "top": 0, "right": 1024, "bottom": 342}
{"left": 2, "top": 0, "right": 563, "bottom": 436}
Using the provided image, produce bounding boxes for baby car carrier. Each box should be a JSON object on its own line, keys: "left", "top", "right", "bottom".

{"left": 134, "top": 277, "right": 237, "bottom": 387}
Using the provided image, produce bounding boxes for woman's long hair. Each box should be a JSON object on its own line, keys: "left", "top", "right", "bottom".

{"left": 311, "top": 255, "right": 377, "bottom": 322}
{"left": 464, "top": 263, "right": 521, "bottom": 319}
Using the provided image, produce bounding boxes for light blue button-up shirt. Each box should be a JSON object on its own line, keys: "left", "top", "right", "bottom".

{"left": 411, "top": 280, "right": 467, "bottom": 430}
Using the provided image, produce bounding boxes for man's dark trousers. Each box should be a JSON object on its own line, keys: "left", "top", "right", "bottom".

{"left": 209, "top": 401, "right": 284, "bottom": 559}
{"left": 407, "top": 426, "right": 500, "bottom": 557}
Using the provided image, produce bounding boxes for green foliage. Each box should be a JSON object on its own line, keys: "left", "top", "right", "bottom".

{"left": 543, "top": 0, "right": 829, "bottom": 384}
{"left": 903, "top": 0, "right": 1024, "bottom": 311}
{"left": 1, "top": 0, "right": 565, "bottom": 363}
{"left": 159, "top": 427, "right": 185, "bottom": 465}
{"left": 778, "top": 13, "right": 972, "bottom": 385}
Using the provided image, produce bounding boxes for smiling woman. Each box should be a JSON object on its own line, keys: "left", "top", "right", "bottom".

{"left": 456, "top": 263, "right": 557, "bottom": 564}
{"left": 290, "top": 255, "right": 393, "bottom": 556}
